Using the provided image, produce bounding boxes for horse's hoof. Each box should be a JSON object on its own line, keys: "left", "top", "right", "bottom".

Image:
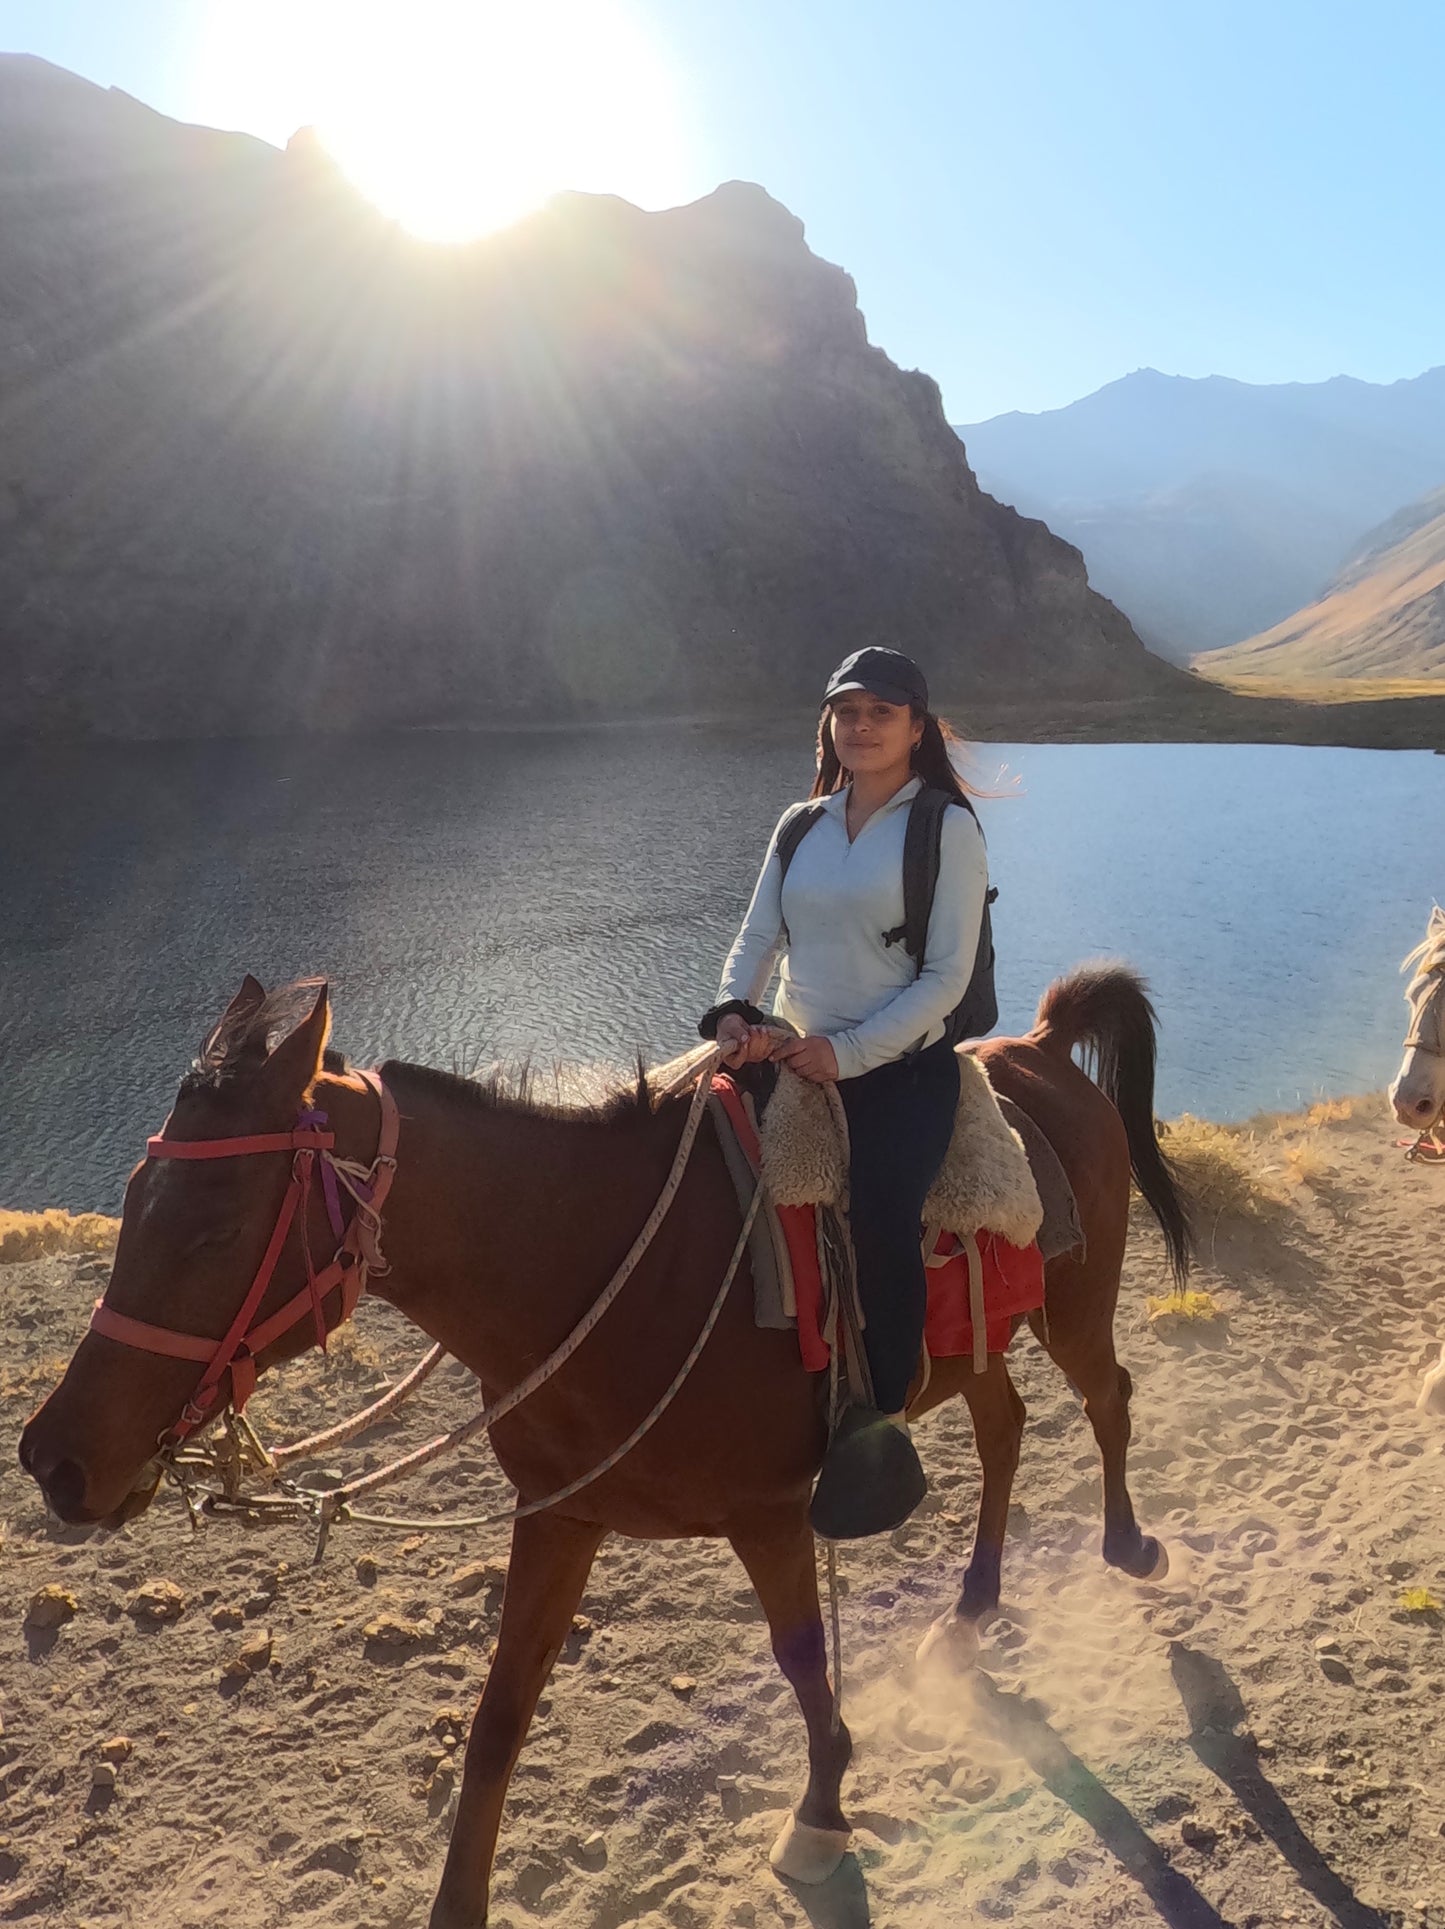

{"left": 1105, "top": 1530, "right": 1173, "bottom": 1584}
{"left": 915, "top": 1611, "right": 982, "bottom": 1671}
{"left": 1132, "top": 1537, "right": 1170, "bottom": 1584}
{"left": 769, "top": 1812, "right": 851, "bottom": 1884}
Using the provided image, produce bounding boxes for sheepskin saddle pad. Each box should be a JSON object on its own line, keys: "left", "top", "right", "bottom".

{"left": 759, "top": 1049, "right": 1043, "bottom": 1248}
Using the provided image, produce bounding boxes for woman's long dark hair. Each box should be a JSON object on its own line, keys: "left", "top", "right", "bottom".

{"left": 809, "top": 705, "right": 981, "bottom": 802}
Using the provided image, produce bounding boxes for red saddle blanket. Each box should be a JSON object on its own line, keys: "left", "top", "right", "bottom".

{"left": 711, "top": 1075, "right": 1044, "bottom": 1371}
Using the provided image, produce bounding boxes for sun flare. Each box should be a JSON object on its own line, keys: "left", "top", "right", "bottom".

{"left": 190, "top": 0, "right": 692, "bottom": 242}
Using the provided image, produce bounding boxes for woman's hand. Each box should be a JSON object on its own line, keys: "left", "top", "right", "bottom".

{"left": 771, "top": 1034, "right": 840, "bottom": 1083}
{"left": 716, "top": 1016, "right": 784, "bottom": 1069}
{"left": 715, "top": 1014, "right": 751, "bottom": 1068}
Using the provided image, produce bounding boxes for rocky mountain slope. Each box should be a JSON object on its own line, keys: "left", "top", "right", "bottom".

{"left": 957, "top": 367, "right": 1445, "bottom": 660}
{"left": 0, "top": 55, "right": 1186, "bottom": 739}
{"left": 1199, "top": 486, "right": 1445, "bottom": 681}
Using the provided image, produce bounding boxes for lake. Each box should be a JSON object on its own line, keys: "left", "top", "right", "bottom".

{"left": 0, "top": 731, "right": 1436, "bottom": 1211}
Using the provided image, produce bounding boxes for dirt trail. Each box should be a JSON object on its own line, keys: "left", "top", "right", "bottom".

{"left": 3, "top": 1097, "right": 1444, "bottom": 1929}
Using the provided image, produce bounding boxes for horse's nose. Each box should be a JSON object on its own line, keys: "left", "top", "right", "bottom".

{"left": 18, "top": 1427, "right": 89, "bottom": 1521}
{"left": 1395, "top": 1091, "right": 1438, "bottom": 1124}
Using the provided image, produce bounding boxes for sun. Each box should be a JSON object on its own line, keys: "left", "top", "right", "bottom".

{"left": 189, "top": 0, "right": 693, "bottom": 242}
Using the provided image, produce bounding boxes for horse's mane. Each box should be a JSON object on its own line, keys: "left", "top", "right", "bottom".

{"left": 180, "top": 976, "right": 672, "bottom": 1127}
{"left": 1403, "top": 907, "right": 1445, "bottom": 998}
{"left": 379, "top": 1056, "right": 659, "bottom": 1128}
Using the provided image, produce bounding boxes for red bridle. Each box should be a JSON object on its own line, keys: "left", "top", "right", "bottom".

{"left": 88, "top": 1069, "right": 400, "bottom": 1449}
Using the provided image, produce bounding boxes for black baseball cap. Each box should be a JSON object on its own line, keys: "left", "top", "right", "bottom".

{"left": 822, "top": 648, "right": 929, "bottom": 711}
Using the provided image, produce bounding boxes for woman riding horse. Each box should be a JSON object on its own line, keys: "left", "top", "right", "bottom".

{"left": 700, "top": 648, "right": 990, "bottom": 1530}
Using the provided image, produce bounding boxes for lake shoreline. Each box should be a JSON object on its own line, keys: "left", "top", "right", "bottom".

{"left": 1, "top": 684, "right": 1442, "bottom": 752}
{"left": 3, "top": 736, "right": 1431, "bottom": 1209}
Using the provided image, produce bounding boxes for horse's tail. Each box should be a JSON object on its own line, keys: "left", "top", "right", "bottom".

{"left": 1032, "top": 962, "right": 1193, "bottom": 1284}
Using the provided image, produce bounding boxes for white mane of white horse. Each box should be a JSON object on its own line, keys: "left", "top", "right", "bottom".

{"left": 1401, "top": 906, "right": 1445, "bottom": 1053}
{"left": 1402, "top": 903, "right": 1445, "bottom": 992}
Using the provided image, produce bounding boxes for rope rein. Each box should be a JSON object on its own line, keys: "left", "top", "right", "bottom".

{"left": 160, "top": 1039, "right": 848, "bottom": 1726}
{"left": 166, "top": 1045, "right": 758, "bottom": 1560}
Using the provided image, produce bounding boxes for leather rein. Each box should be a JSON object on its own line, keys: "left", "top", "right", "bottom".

{"left": 88, "top": 1070, "right": 399, "bottom": 1451}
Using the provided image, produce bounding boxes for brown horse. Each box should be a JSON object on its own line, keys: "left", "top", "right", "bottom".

{"left": 20, "top": 963, "right": 1190, "bottom": 1929}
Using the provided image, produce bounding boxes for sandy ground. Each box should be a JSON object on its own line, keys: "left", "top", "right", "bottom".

{"left": 3, "top": 1094, "right": 1445, "bottom": 1929}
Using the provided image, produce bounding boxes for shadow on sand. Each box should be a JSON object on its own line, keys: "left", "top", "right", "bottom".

{"left": 780, "top": 1853, "right": 872, "bottom": 1929}
{"left": 971, "top": 1673, "right": 1233, "bottom": 1929}
{"left": 780, "top": 1643, "right": 1389, "bottom": 1929}
{"left": 1169, "top": 1643, "right": 1388, "bottom": 1929}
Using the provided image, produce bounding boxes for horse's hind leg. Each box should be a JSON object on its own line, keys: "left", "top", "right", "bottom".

{"left": 917, "top": 1352, "right": 1025, "bottom": 1668}
{"left": 1034, "top": 1310, "right": 1165, "bottom": 1582}
{"left": 728, "top": 1509, "right": 853, "bottom": 1884}
{"left": 430, "top": 1511, "right": 606, "bottom": 1929}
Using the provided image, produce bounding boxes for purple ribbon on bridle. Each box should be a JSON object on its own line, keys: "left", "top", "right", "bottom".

{"left": 298, "top": 1107, "right": 347, "bottom": 1240}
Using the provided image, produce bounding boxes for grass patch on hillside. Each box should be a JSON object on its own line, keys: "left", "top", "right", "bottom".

{"left": 1279, "top": 1138, "right": 1333, "bottom": 1189}
{"left": 1148, "top": 1098, "right": 1372, "bottom": 1237}
{"left": 1156, "top": 1116, "right": 1287, "bottom": 1219}
{"left": 0, "top": 1209, "right": 120, "bottom": 1265}
{"left": 1196, "top": 672, "right": 1445, "bottom": 703}
{"left": 1262, "top": 1097, "right": 1366, "bottom": 1196}
{"left": 1146, "top": 1287, "right": 1224, "bottom": 1325}
{"left": 1399, "top": 1586, "right": 1443, "bottom": 1617}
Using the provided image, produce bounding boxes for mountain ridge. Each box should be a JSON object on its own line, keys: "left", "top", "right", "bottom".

{"left": 0, "top": 55, "right": 1189, "bottom": 740}
{"left": 956, "top": 364, "right": 1445, "bottom": 659}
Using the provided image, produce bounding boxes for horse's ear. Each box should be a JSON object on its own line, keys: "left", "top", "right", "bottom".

{"left": 261, "top": 982, "right": 331, "bottom": 1099}
{"left": 1433, "top": 904, "right": 1445, "bottom": 932}
{"left": 202, "top": 975, "right": 267, "bottom": 1062}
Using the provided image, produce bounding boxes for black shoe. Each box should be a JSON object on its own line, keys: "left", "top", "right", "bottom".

{"left": 808, "top": 1405, "right": 928, "bottom": 1541}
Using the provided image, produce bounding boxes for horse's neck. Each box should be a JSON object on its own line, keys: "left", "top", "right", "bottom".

{"left": 329, "top": 1068, "right": 687, "bottom": 1389}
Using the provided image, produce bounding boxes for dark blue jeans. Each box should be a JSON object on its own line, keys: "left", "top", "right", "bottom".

{"left": 837, "top": 1037, "right": 960, "bottom": 1414}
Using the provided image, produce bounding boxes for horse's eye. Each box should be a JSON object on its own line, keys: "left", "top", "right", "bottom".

{"left": 185, "top": 1227, "right": 241, "bottom": 1259}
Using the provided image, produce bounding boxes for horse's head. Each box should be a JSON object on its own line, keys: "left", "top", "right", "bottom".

{"left": 19, "top": 975, "right": 337, "bottom": 1527}
{"left": 1390, "top": 906, "right": 1445, "bottom": 1130}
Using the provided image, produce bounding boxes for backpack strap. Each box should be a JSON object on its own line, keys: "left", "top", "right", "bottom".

{"left": 783, "top": 790, "right": 994, "bottom": 978}
{"left": 884, "top": 787, "right": 1000, "bottom": 1046}
{"left": 775, "top": 801, "right": 824, "bottom": 882}
{"left": 903, "top": 787, "right": 954, "bottom": 966}
{"left": 881, "top": 787, "right": 962, "bottom": 967}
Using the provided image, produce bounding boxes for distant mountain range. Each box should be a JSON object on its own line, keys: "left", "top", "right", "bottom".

{"left": 0, "top": 54, "right": 1186, "bottom": 740}
{"left": 956, "top": 367, "right": 1445, "bottom": 663}
{"left": 1200, "top": 486, "right": 1445, "bottom": 681}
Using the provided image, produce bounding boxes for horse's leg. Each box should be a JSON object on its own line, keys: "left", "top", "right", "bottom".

{"left": 1035, "top": 1308, "right": 1166, "bottom": 1582}
{"left": 916, "top": 1353, "right": 1025, "bottom": 1669}
{"left": 430, "top": 1511, "right": 606, "bottom": 1929}
{"left": 728, "top": 1510, "right": 854, "bottom": 1885}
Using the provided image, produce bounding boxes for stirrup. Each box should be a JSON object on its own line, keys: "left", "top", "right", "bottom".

{"left": 809, "top": 1405, "right": 928, "bottom": 1541}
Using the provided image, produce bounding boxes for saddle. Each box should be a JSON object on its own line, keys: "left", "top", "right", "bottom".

{"left": 709, "top": 1051, "right": 1081, "bottom": 1385}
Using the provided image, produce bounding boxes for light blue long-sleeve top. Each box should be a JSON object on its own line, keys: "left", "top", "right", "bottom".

{"left": 716, "top": 776, "right": 989, "bottom": 1080}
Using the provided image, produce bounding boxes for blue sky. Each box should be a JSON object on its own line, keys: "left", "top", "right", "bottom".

{"left": 3, "top": 0, "right": 1443, "bottom": 421}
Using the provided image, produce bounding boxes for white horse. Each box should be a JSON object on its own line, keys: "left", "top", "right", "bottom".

{"left": 1390, "top": 906, "right": 1445, "bottom": 1412}
{"left": 1391, "top": 905, "right": 1445, "bottom": 1136}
